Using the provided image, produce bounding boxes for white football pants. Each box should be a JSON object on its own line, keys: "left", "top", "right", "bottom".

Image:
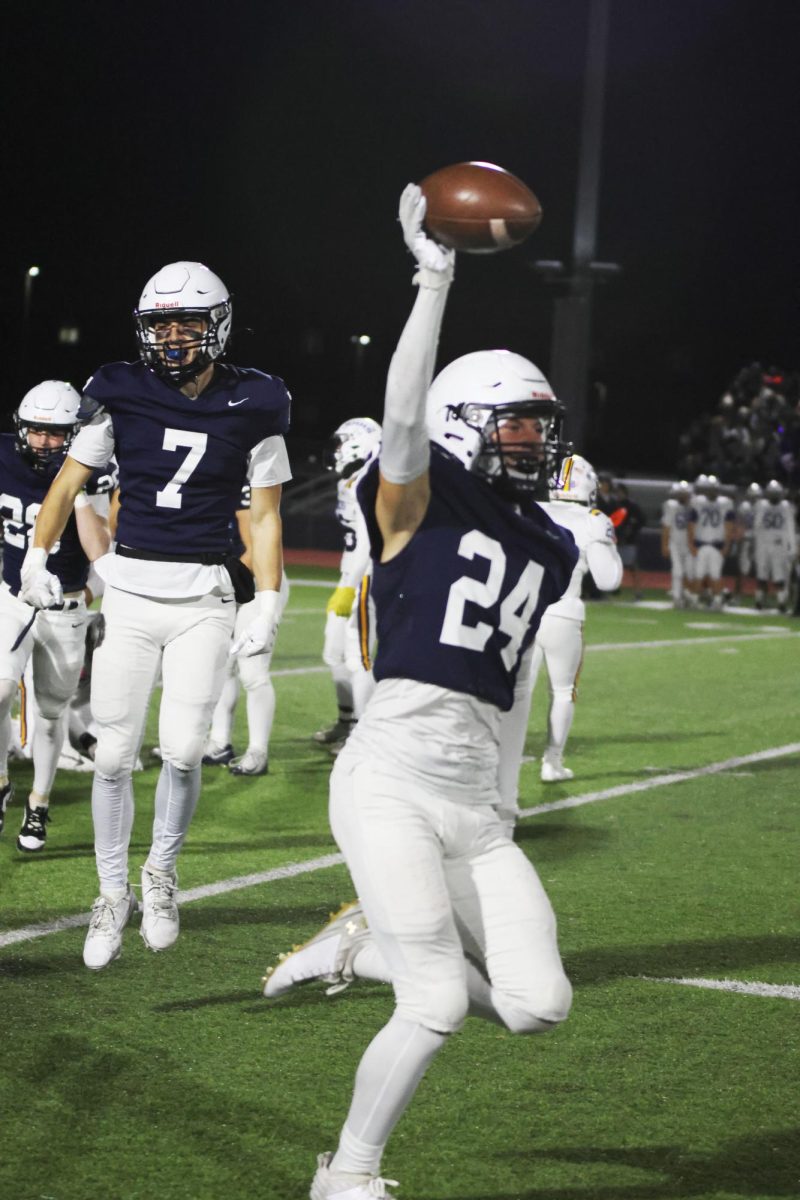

{"left": 90, "top": 586, "right": 235, "bottom": 890}
{"left": 344, "top": 575, "right": 376, "bottom": 718}
{"left": 529, "top": 613, "right": 584, "bottom": 762}
{"left": 670, "top": 546, "right": 695, "bottom": 601}
{"left": 695, "top": 544, "right": 724, "bottom": 581}
{"left": 0, "top": 586, "right": 87, "bottom": 796}
{"left": 755, "top": 544, "right": 790, "bottom": 585}
{"left": 330, "top": 753, "right": 572, "bottom": 1035}
{"left": 207, "top": 588, "right": 286, "bottom": 752}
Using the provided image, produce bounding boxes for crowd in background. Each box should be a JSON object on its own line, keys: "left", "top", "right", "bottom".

{"left": 675, "top": 363, "right": 800, "bottom": 490}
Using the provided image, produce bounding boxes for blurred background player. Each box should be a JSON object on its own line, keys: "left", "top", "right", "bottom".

{"left": 528, "top": 454, "right": 622, "bottom": 782}
{"left": 21, "top": 261, "right": 291, "bottom": 970}
{"left": 661, "top": 480, "right": 695, "bottom": 608}
{"left": 0, "top": 381, "right": 112, "bottom": 849}
{"left": 689, "top": 473, "right": 735, "bottom": 608}
{"left": 203, "top": 484, "right": 290, "bottom": 776}
{"left": 753, "top": 479, "right": 797, "bottom": 611}
{"left": 313, "top": 417, "right": 381, "bottom": 751}
{"left": 734, "top": 481, "right": 761, "bottom": 601}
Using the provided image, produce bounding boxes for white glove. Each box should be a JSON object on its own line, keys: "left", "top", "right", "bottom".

{"left": 230, "top": 589, "right": 281, "bottom": 658}
{"left": 398, "top": 183, "right": 455, "bottom": 283}
{"left": 20, "top": 547, "right": 63, "bottom": 609}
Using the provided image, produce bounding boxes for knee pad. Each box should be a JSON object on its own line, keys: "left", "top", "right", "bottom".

{"left": 396, "top": 977, "right": 470, "bottom": 1035}
{"left": 94, "top": 735, "right": 139, "bottom": 779}
{"left": 158, "top": 736, "right": 205, "bottom": 772}
{"left": 237, "top": 654, "right": 272, "bottom": 690}
{"left": 503, "top": 971, "right": 573, "bottom": 1035}
{"left": 34, "top": 692, "right": 70, "bottom": 721}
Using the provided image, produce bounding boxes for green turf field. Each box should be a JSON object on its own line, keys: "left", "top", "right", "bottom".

{"left": 1, "top": 574, "right": 798, "bottom": 1200}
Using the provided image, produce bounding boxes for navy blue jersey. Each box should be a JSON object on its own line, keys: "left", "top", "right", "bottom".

{"left": 228, "top": 483, "right": 251, "bottom": 556}
{"left": 83, "top": 361, "right": 289, "bottom": 554}
{"left": 358, "top": 446, "right": 578, "bottom": 711}
{"left": 0, "top": 434, "right": 115, "bottom": 594}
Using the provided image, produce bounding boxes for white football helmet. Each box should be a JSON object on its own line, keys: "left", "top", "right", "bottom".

{"left": 426, "top": 350, "right": 566, "bottom": 497}
{"left": 670, "top": 479, "right": 692, "bottom": 498}
{"left": 15, "top": 380, "right": 82, "bottom": 471}
{"left": 745, "top": 482, "right": 763, "bottom": 500}
{"left": 326, "top": 417, "right": 382, "bottom": 478}
{"left": 551, "top": 454, "right": 598, "bottom": 505}
{"left": 134, "top": 261, "right": 232, "bottom": 383}
{"left": 764, "top": 479, "right": 785, "bottom": 502}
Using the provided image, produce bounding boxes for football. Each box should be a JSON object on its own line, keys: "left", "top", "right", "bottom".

{"left": 419, "top": 161, "right": 542, "bottom": 254}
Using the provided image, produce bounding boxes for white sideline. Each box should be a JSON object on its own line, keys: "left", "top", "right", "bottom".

{"left": 643, "top": 976, "right": 800, "bottom": 1001}
{"left": 2, "top": 743, "right": 798, "bottom": 951}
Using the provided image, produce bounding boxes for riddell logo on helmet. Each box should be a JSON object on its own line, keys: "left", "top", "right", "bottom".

{"left": 154, "top": 301, "right": 182, "bottom": 309}
{"left": 530, "top": 390, "right": 551, "bottom": 399}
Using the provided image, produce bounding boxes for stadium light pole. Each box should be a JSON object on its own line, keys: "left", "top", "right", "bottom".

{"left": 531, "top": 0, "right": 618, "bottom": 453}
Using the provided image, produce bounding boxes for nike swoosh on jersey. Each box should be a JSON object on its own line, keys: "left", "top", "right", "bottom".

{"left": 228, "top": 397, "right": 249, "bottom": 407}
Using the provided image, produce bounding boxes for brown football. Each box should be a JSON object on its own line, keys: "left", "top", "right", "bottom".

{"left": 419, "top": 161, "right": 542, "bottom": 254}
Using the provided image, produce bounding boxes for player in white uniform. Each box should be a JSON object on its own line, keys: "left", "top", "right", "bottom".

{"left": 0, "top": 382, "right": 112, "bottom": 849}
{"left": 529, "top": 455, "right": 622, "bottom": 782}
{"left": 688, "top": 473, "right": 735, "bottom": 608}
{"left": 261, "top": 186, "right": 577, "bottom": 1200}
{"left": 314, "top": 418, "right": 381, "bottom": 749}
{"left": 202, "top": 486, "right": 290, "bottom": 776}
{"left": 753, "top": 480, "right": 798, "bottom": 611}
{"left": 734, "top": 482, "right": 761, "bottom": 600}
{"left": 661, "top": 480, "right": 695, "bottom": 607}
{"left": 21, "top": 262, "right": 291, "bottom": 969}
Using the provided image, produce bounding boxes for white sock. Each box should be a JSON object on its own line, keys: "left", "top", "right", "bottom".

{"left": 243, "top": 678, "right": 275, "bottom": 754}
{"left": 546, "top": 694, "right": 575, "bottom": 760}
{"left": 332, "top": 1016, "right": 446, "bottom": 1174}
{"left": 32, "top": 709, "right": 67, "bottom": 796}
{"left": 209, "top": 672, "right": 239, "bottom": 747}
{"left": 93, "top": 771, "right": 135, "bottom": 891}
{"left": 332, "top": 665, "right": 354, "bottom": 721}
{"left": 148, "top": 761, "right": 200, "bottom": 873}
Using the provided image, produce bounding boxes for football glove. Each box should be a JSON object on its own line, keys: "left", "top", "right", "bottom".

{"left": 399, "top": 183, "right": 455, "bottom": 283}
{"left": 231, "top": 589, "right": 281, "bottom": 658}
{"left": 20, "top": 547, "right": 63, "bottom": 609}
{"left": 326, "top": 586, "right": 356, "bottom": 617}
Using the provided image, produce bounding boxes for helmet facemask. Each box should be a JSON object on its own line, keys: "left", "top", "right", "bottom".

{"left": 14, "top": 419, "right": 75, "bottom": 473}
{"left": 455, "top": 399, "right": 567, "bottom": 500}
{"left": 135, "top": 303, "right": 232, "bottom": 384}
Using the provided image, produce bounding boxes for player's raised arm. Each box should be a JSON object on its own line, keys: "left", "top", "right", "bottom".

{"left": 375, "top": 185, "right": 455, "bottom": 559}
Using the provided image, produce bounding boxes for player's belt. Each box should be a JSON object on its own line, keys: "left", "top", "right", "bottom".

{"left": 116, "top": 545, "right": 228, "bottom": 566}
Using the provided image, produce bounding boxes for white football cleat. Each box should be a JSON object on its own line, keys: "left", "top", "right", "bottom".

{"left": 83, "top": 887, "right": 138, "bottom": 970}
{"left": 262, "top": 900, "right": 369, "bottom": 999}
{"left": 540, "top": 756, "right": 574, "bottom": 783}
{"left": 229, "top": 748, "right": 268, "bottom": 776}
{"left": 310, "top": 1152, "right": 399, "bottom": 1199}
{"left": 140, "top": 867, "right": 180, "bottom": 952}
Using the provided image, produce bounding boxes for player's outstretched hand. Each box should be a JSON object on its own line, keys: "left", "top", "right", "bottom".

{"left": 231, "top": 588, "right": 282, "bottom": 658}
{"left": 399, "top": 184, "right": 455, "bottom": 278}
{"left": 20, "top": 548, "right": 64, "bottom": 609}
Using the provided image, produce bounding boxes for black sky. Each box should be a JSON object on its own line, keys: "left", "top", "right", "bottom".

{"left": 3, "top": 0, "right": 798, "bottom": 471}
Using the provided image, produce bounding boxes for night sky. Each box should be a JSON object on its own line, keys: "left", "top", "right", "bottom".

{"left": 3, "top": 0, "right": 798, "bottom": 472}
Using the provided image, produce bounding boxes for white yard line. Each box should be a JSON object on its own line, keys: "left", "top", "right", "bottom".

{"left": 3, "top": 743, "right": 798, "bottom": 951}
{"left": 517, "top": 742, "right": 800, "bottom": 818}
{"left": 642, "top": 976, "right": 800, "bottom": 1001}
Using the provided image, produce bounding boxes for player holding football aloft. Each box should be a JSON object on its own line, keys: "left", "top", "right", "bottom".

{"left": 0, "top": 381, "right": 113, "bottom": 848}
{"left": 20, "top": 262, "right": 291, "bottom": 970}
{"left": 263, "top": 186, "right": 578, "bottom": 1200}
{"left": 314, "top": 417, "right": 382, "bottom": 751}
{"left": 688, "top": 473, "right": 735, "bottom": 608}
{"left": 752, "top": 480, "right": 798, "bottom": 611}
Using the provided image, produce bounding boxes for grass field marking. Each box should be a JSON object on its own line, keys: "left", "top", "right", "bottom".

{"left": 643, "top": 976, "right": 800, "bottom": 1001}
{"left": 273, "top": 631, "right": 799, "bottom": 681}
{"left": 518, "top": 742, "right": 800, "bottom": 818}
{"left": 0, "top": 852, "right": 345, "bottom": 949}
{"left": 589, "top": 630, "right": 799, "bottom": 652}
{"left": 287, "top": 578, "right": 336, "bottom": 589}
